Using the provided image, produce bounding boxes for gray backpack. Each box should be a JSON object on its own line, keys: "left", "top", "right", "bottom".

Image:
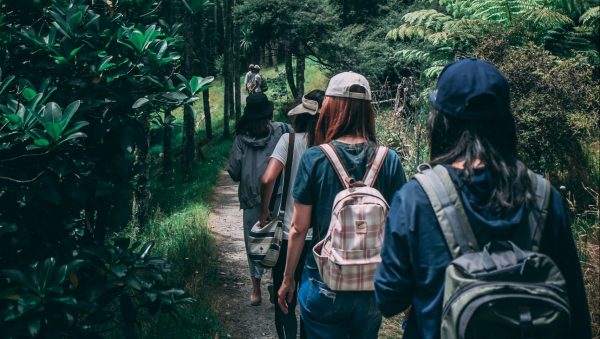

{"left": 414, "top": 165, "right": 571, "bottom": 339}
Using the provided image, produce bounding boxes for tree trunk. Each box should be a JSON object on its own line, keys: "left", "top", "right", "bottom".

{"left": 203, "top": 89, "right": 212, "bottom": 139}
{"left": 132, "top": 117, "right": 151, "bottom": 228}
{"left": 182, "top": 104, "right": 195, "bottom": 173}
{"left": 163, "top": 111, "right": 172, "bottom": 173}
{"left": 182, "top": 11, "right": 196, "bottom": 173}
{"left": 233, "top": 8, "right": 242, "bottom": 120}
{"left": 295, "top": 43, "right": 305, "bottom": 103}
{"left": 271, "top": 42, "right": 278, "bottom": 71}
{"left": 222, "top": 0, "right": 232, "bottom": 138}
{"left": 285, "top": 41, "right": 298, "bottom": 99}
{"left": 201, "top": 0, "right": 214, "bottom": 139}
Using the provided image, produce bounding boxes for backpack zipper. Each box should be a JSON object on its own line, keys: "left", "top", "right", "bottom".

{"left": 442, "top": 281, "right": 568, "bottom": 318}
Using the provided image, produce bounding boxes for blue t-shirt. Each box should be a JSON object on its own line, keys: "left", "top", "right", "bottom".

{"left": 293, "top": 140, "right": 407, "bottom": 270}
{"left": 374, "top": 165, "right": 592, "bottom": 339}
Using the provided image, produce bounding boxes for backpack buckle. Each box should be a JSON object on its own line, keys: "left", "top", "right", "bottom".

{"left": 416, "top": 163, "right": 432, "bottom": 173}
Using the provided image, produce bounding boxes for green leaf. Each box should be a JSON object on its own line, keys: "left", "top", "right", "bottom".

{"left": 57, "top": 132, "right": 87, "bottom": 146}
{"left": 0, "top": 75, "right": 15, "bottom": 96}
{"left": 61, "top": 100, "right": 81, "bottom": 129}
{"left": 132, "top": 97, "right": 150, "bottom": 109}
{"left": 98, "top": 56, "right": 116, "bottom": 72}
{"left": 190, "top": 76, "right": 214, "bottom": 94}
{"left": 6, "top": 114, "right": 20, "bottom": 124}
{"left": 51, "top": 55, "right": 68, "bottom": 64}
{"left": 130, "top": 30, "right": 145, "bottom": 52}
{"left": 161, "top": 92, "right": 188, "bottom": 102}
{"left": 63, "top": 121, "right": 89, "bottom": 136}
{"left": 69, "top": 45, "right": 85, "bottom": 58}
{"left": 34, "top": 138, "right": 50, "bottom": 148}
{"left": 22, "top": 88, "right": 37, "bottom": 101}
{"left": 44, "top": 102, "right": 62, "bottom": 125}
{"left": 68, "top": 11, "right": 83, "bottom": 31}
{"left": 156, "top": 41, "right": 167, "bottom": 59}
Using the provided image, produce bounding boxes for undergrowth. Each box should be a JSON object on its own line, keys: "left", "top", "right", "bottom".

{"left": 118, "top": 138, "right": 232, "bottom": 338}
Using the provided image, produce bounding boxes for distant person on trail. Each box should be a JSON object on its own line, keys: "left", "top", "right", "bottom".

{"left": 374, "top": 58, "right": 592, "bottom": 339}
{"left": 249, "top": 64, "right": 263, "bottom": 94}
{"left": 277, "top": 72, "right": 406, "bottom": 338}
{"left": 227, "top": 92, "right": 291, "bottom": 306}
{"left": 245, "top": 63, "right": 255, "bottom": 94}
{"left": 260, "top": 89, "right": 325, "bottom": 339}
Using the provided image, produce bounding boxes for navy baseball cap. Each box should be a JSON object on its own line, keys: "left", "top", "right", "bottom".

{"left": 430, "top": 58, "right": 510, "bottom": 120}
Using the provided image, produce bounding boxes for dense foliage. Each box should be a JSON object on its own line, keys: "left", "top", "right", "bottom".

{"left": 0, "top": 1, "right": 212, "bottom": 337}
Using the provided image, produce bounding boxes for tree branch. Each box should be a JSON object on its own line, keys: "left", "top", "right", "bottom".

{"left": 0, "top": 170, "right": 45, "bottom": 184}
{"left": 0, "top": 150, "right": 52, "bottom": 163}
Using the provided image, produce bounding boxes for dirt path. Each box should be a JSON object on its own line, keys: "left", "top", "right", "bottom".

{"left": 209, "top": 170, "right": 276, "bottom": 338}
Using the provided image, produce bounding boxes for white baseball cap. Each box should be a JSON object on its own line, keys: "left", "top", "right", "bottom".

{"left": 287, "top": 96, "right": 319, "bottom": 116}
{"left": 325, "top": 71, "right": 372, "bottom": 101}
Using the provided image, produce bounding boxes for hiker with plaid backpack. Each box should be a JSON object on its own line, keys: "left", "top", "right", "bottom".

{"left": 374, "top": 58, "right": 592, "bottom": 339}
{"left": 277, "top": 72, "right": 406, "bottom": 338}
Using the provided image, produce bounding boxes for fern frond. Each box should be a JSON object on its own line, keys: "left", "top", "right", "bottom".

{"left": 402, "top": 9, "right": 453, "bottom": 31}
{"left": 580, "top": 6, "right": 600, "bottom": 26}
{"left": 426, "top": 32, "right": 451, "bottom": 45}
{"left": 394, "top": 49, "right": 432, "bottom": 63}
{"left": 424, "top": 65, "right": 445, "bottom": 79}
{"left": 523, "top": 8, "right": 573, "bottom": 30}
{"left": 551, "top": 0, "right": 593, "bottom": 17}
{"left": 386, "top": 24, "right": 434, "bottom": 41}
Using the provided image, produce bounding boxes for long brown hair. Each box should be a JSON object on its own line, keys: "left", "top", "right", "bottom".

{"left": 314, "top": 85, "right": 376, "bottom": 145}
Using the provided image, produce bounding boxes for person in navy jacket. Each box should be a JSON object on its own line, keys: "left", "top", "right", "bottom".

{"left": 374, "top": 58, "right": 592, "bottom": 339}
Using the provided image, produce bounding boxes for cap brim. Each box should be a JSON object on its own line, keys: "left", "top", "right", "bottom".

{"left": 287, "top": 102, "right": 317, "bottom": 116}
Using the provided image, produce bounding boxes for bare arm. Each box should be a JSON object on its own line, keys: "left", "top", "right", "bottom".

{"left": 277, "top": 202, "right": 312, "bottom": 314}
{"left": 259, "top": 158, "right": 284, "bottom": 225}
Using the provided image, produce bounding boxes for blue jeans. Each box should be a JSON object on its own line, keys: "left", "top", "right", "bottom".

{"left": 298, "top": 268, "right": 382, "bottom": 339}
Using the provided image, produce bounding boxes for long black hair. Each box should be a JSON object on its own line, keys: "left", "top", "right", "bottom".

{"left": 293, "top": 89, "right": 325, "bottom": 147}
{"left": 428, "top": 110, "right": 535, "bottom": 213}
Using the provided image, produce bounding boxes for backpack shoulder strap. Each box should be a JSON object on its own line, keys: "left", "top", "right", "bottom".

{"left": 278, "top": 133, "right": 295, "bottom": 216}
{"left": 527, "top": 170, "right": 552, "bottom": 252}
{"left": 414, "top": 165, "right": 480, "bottom": 259}
{"left": 362, "top": 146, "right": 388, "bottom": 187}
{"left": 320, "top": 143, "right": 351, "bottom": 189}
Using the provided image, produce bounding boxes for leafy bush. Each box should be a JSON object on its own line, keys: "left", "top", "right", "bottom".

{"left": 475, "top": 42, "right": 600, "bottom": 201}
{"left": 0, "top": 1, "right": 211, "bottom": 337}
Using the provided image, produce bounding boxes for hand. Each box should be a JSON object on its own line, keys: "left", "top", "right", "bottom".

{"left": 277, "top": 276, "right": 295, "bottom": 315}
{"left": 259, "top": 209, "right": 271, "bottom": 226}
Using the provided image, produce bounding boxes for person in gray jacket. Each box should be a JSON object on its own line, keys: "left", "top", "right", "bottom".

{"left": 227, "top": 92, "right": 290, "bottom": 305}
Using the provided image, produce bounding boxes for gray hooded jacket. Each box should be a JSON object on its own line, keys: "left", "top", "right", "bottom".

{"left": 227, "top": 121, "right": 290, "bottom": 209}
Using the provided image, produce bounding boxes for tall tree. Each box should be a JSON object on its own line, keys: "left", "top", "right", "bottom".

{"left": 220, "top": 0, "right": 231, "bottom": 137}
{"left": 237, "top": 0, "right": 339, "bottom": 101}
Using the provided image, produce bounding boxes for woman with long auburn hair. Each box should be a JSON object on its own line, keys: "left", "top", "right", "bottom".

{"left": 277, "top": 72, "right": 406, "bottom": 338}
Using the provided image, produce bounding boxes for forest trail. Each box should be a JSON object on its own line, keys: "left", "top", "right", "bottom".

{"left": 209, "top": 170, "right": 277, "bottom": 338}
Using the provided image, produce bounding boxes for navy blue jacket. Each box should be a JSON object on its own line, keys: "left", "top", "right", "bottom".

{"left": 374, "top": 165, "right": 591, "bottom": 339}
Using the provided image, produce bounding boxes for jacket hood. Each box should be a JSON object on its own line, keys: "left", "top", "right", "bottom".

{"left": 239, "top": 127, "right": 274, "bottom": 148}
{"left": 446, "top": 165, "right": 525, "bottom": 232}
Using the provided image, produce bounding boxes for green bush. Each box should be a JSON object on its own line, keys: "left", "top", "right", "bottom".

{"left": 475, "top": 42, "right": 599, "bottom": 202}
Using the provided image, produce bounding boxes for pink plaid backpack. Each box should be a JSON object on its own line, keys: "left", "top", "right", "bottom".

{"left": 312, "top": 143, "right": 389, "bottom": 291}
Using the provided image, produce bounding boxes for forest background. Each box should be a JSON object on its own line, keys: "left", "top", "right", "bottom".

{"left": 0, "top": 0, "right": 598, "bottom": 338}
